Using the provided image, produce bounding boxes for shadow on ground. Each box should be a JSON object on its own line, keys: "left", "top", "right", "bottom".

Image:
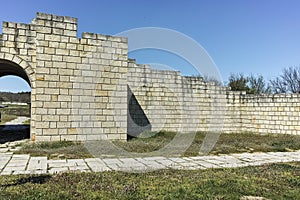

{"left": 0, "top": 125, "right": 30, "bottom": 144}
{"left": 1, "top": 175, "right": 51, "bottom": 187}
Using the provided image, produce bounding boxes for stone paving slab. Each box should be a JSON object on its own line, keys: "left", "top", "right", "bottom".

{"left": 0, "top": 155, "right": 12, "bottom": 170}
{"left": 0, "top": 150, "right": 299, "bottom": 175}
{"left": 27, "top": 157, "right": 47, "bottom": 171}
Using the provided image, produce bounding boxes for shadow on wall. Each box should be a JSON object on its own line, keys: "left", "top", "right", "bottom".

{"left": 127, "top": 86, "right": 151, "bottom": 138}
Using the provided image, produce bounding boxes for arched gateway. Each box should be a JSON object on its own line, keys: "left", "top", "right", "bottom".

{"left": 0, "top": 12, "right": 129, "bottom": 141}
{"left": 0, "top": 54, "right": 35, "bottom": 139}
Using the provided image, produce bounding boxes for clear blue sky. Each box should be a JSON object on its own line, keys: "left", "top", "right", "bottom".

{"left": 0, "top": 0, "right": 299, "bottom": 92}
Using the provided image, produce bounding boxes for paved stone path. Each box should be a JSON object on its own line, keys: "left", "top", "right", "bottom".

{"left": 4, "top": 117, "right": 30, "bottom": 126}
{"left": 1, "top": 117, "right": 299, "bottom": 175}
{"left": 3, "top": 116, "right": 30, "bottom": 131}
{"left": 0, "top": 150, "right": 299, "bottom": 175}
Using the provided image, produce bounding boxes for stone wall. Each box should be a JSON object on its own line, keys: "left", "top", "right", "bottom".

{"left": 127, "top": 60, "right": 300, "bottom": 135}
{"left": 1, "top": 12, "right": 128, "bottom": 141}
{"left": 0, "top": 12, "right": 299, "bottom": 142}
{"left": 127, "top": 59, "right": 227, "bottom": 135}
{"left": 226, "top": 92, "right": 300, "bottom": 135}
{"left": 33, "top": 13, "right": 129, "bottom": 141}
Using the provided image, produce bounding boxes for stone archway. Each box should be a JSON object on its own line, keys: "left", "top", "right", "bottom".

{"left": 0, "top": 53, "right": 35, "bottom": 141}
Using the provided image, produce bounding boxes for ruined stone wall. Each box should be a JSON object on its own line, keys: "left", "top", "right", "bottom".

{"left": 127, "top": 60, "right": 227, "bottom": 135}
{"left": 1, "top": 12, "right": 300, "bottom": 142}
{"left": 33, "top": 13, "right": 128, "bottom": 141}
{"left": 1, "top": 12, "right": 128, "bottom": 141}
{"left": 0, "top": 15, "right": 37, "bottom": 138}
{"left": 226, "top": 93, "right": 300, "bottom": 135}
{"left": 127, "top": 60, "right": 300, "bottom": 135}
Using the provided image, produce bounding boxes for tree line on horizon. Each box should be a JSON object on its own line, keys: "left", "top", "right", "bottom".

{"left": 0, "top": 92, "right": 30, "bottom": 103}
{"left": 227, "top": 66, "right": 300, "bottom": 94}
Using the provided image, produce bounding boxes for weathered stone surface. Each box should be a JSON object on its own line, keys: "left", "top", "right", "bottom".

{"left": 1, "top": 12, "right": 300, "bottom": 143}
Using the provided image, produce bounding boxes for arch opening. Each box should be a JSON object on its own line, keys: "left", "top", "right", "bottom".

{"left": 0, "top": 59, "right": 31, "bottom": 144}
{"left": 0, "top": 59, "right": 31, "bottom": 86}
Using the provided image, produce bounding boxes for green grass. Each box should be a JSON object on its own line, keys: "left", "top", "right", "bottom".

{"left": 0, "top": 114, "right": 17, "bottom": 125}
{"left": 0, "top": 104, "right": 30, "bottom": 125}
{"left": 0, "top": 162, "right": 299, "bottom": 199}
{"left": 1, "top": 104, "right": 30, "bottom": 117}
{"left": 22, "top": 119, "right": 30, "bottom": 125}
{"left": 185, "top": 132, "right": 300, "bottom": 156}
{"left": 114, "top": 131, "right": 176, "bottom": 153}
{"left": 13, "top": 131, "right": 300, "bottom": 158}
{"left": 15, "top": 141, "right": 93, "bottom": 159}
{"left": 114, "top": 131, "right": 300, "bottom": 157}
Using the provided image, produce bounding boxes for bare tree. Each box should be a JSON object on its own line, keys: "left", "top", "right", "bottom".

{"left": 270, "top": 77, "right": 287, "bottom": 93}
{"left": 270, "top": 66, "right": 300, "bottom": 93}
{"left": 228, "top": 73, "right": 270, "bottom": 94}
{"left": 248, "top": 74, "right": 271, "bottom": 94}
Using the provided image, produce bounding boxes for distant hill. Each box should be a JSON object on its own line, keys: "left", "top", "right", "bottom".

{"left": 0, "top": 92, "right": 31, "bottom": 103}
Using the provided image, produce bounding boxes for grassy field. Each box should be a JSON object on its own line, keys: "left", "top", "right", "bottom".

{"left": 186, "top": 131, "right": 300, "bottom": 156}
{"left": 0, "top": 114, "right": 17, "bottom": 125}
{"left": 0, "top": 104, "right": 30, "bottom": 116}
{"left": 0, "top": 104, "right": 30, "bottom": 125}
{"left": 4, "top": 131, "right": 300, "bottom": 199}
{"left": 0, "top": 162, "right": 299, "bottom": 199}
{"left": 15, "top": 141, "right": 93, "bottom": 159}
{"left": 14, "top": 131, "right": 300, "bottom": 159}
{"left": 114, "top": 131, "right": 300, "bottom": 157}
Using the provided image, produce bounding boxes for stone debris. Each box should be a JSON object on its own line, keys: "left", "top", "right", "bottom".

{"left": 0, "top": 139, "right": 28, "bottom": 153}
{"left": 240, "top": 196, "right": 271, "bottom": 200}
